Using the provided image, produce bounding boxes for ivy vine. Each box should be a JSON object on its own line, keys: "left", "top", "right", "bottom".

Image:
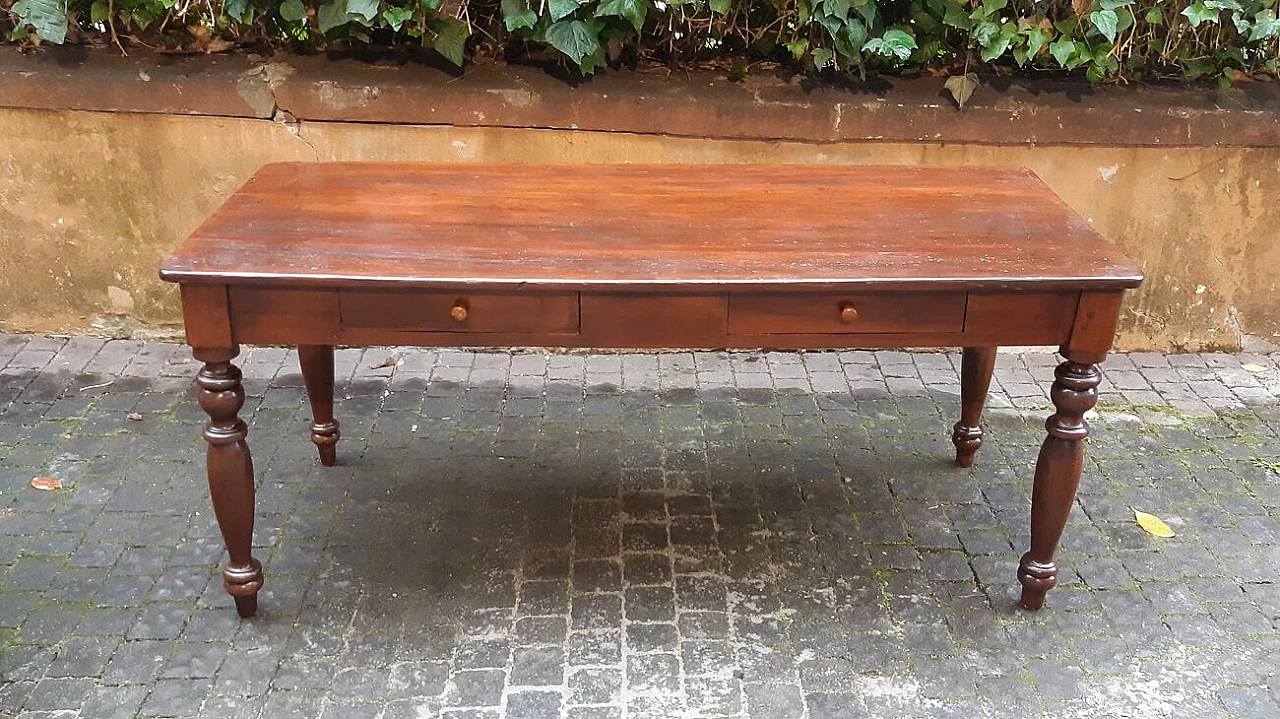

{"left": 3, "top": 0, "right": 1278, "bottom": 83}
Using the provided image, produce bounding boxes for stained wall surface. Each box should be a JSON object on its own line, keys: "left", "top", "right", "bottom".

{"left": 1, "top": 104, "right": 1276, "bottom": 351}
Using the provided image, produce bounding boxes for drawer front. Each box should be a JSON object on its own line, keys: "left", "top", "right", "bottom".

{"left": 339, "top": 289, "right": 579, "bottom": 333}
{"left": 728, "top": 292, "right": 966, "bottom": 334}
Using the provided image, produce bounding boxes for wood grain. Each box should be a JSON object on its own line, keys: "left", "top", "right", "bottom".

{"left": 161, "top": 163, "right": 1144, "bottom": 292}
{"left": 729, "top": 291, "right": 965, "bottom": 334}
{"left": 339, "top": 289, "right": 579, "bottom": 333}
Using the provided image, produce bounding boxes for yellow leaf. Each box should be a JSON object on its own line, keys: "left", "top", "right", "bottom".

{"left": 1242, "top": 363, "right": 1267, "bottom": 372}
{"left": 1133, "top": 509, "right": 1175, "bottom": 538}
{"left": 944, "top": 73, "right": 979, "bottom": 109}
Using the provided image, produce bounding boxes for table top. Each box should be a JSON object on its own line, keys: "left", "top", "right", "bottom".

{"left": 160, "top": 163, "right": 1144, "bottom": 292}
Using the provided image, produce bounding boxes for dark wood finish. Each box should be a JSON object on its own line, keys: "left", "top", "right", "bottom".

{"left": 1063, "top": 290, "right": 1128, "bottom": 363}
{"left": 1019, "top": 357, "right": 1101, "bottom": 610}
{"left": 579, "top": 294, "right": 728, "bottom": 347}
{"left": 727, "top": 292, "right": 965, "bottom": 335}
{"left": 161, "top": 164, "right": 1143, "bottom": 292}
{"left": 229, "top": 287, "right": 340, "bottom": 345}
{"left": 953, "top": 346, "right": 998, "bottom": 468}
{"left": 161, "top": 163, "right": 1143, "bottom": 615}
{"left": 965, "top": 291, "right": 1079, "bottom": 344}
{"left": 179, "top": 285, "right": 233, "bottom": 348}
{"left": 194, "top": 348, "right": 262, "bottom": 618}
{"left": 339, "top": 289, "right": 580, "bottom": 333}
{"left": 298, "top": 344, "right": 340, "bottom": 467}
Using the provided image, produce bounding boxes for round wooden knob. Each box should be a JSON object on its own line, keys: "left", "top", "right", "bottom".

{"left": 839, "top": 303, "right": 858, "bottom": 323}
{"left": 450, "top": 302, "right": 468, "bottom": 323}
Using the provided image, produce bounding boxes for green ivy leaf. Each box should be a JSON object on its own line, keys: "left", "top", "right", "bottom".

{"left": 347, "top": 0, "right": 378, "bottom": 20}
{"left": 1144, "top": 6, "right": 1162, "bottom": 24}
{"left": 280, "top": 0, "right": 307, "bottom": 21}
{"left": 501, "top": 0, "right": 537, "bottom": 29}
{"left": 1090, "top": 8, "right": 1117, "bottom": 41}
{"left": 972, "top": 19, "right": 999, "bottom": 45}
{"left": 12, "top": 0, "right": 68, "bottom": 43}
{"left": 823, "top": 0, "right": 851, "bottom": 18}
{"left": 382, "top": 6, "right": 413, "bottom": 28}
{"left": 851, "top": 0, "right": 875, "bottom": 25}
{"left": 223, "top": 0, "right": 250, "bottom": 20}
{"left": 90, "top": 0, "right": 109, "bottom": 21}
{"left": 709, "top": 0, "right": 731, "bottom": 12}
{"left": 1048, "top": 37, "right": 1076, "bottom": 66}
{"left": 318, "top": 0, "right": 351, "bottom": 31}
{"left": 785, "top": 38, "right": 809, "bottom": 59}
{"left": 1251, "top": 9, "right": 1280, "bottom": 40}
{"left": 941, "top": 0, "right": 970, "bottom": 29}
{"left": 549, "top": 0, "right": 583, "bottom": 20}
{"left": 597, "top": 0, "right": 647, "bottom": 32}
{"left": 868, "top": 28, "right": 916, "bottom": 60}
{"left": 1182, "top": 58, "right": 1215, "bottom": 75}
{"left": 812, "top": 46, "right": 834, "bottom": 68}
{"left": 1098, "top": 0, "right": 1130, "bottom": 10}
{"left": 1203, "top": 0, "right": 1240, "bottom": 10}
{"left": 545, "top": 18, "right": 601, "bottom": 63}
{"left": 1025, "top": 25, "right": 1051, "bottom": 58}
{"left": 579, "top": 48, "right": 607, "bottom": 74}
{"left": 1180, "top": 2, "right": 1218, "bottom": 27}
{"left": 837, "top": 18, "right": 867, "bottom": 58}
{"left": 978, "top": 25, "right": 1014, "bottom": 61}
{"left": 433, "top": 18, "right": 470, "bottom": 65}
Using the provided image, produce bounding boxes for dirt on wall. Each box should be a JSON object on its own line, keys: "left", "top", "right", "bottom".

{"left": 1, "top": 106, "right": 1277, "bottom": 352}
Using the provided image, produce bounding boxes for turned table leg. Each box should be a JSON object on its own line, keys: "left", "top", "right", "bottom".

{"left": 953, "top": 346, "right": 997, "bottom": 468}
{"left": 195, "top": 349, "right": 263, "bottom": 618}
{"left": 1018, "top": 357, "right": 1100, "bottom": 610}
{"left": 298, "top": 344, "right": 340, "bottom": 467}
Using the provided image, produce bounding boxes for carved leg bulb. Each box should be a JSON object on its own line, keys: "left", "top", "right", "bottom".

{"left": 298, "top": 345, "right": 340, "bottom": 467}
{"left": 197, "top": 356, "right": 263, "bottom": 618}
{"left": 1018, "top": 359, "right": 1100, "bottom": 610}
{"left": 953, "top": 346, "right": 997, "bottom": 468}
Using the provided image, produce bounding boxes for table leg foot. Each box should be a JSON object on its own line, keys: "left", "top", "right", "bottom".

{"left": 233, "top": 594, "right": 259, "bottom": 618}
{"left": 226, "top": 558, "right": 264, "bottom": 618}
{"left": 299, "top": 345, "right": 341, "bottom": 467}
{"left": 1017, "top": 553, "right": 1055, "bottom": 610}
{"left": 196, "top": 350, "right": 264, "bottom": 617}
{"left": 952, "top": 424, "right": 983, "bottom": 468}
{"left": 1019, "top": 358, "right": 1100, "bottom": 610}
{"left": 953, "top": 346, "right": 997, "bottom": 467}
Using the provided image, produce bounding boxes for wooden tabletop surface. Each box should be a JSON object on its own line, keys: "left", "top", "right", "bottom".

{"left": 160, "top": 163, "right": 1144, "bottom": 291}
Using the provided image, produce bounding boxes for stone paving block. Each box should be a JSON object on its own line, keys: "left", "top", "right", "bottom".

{"left": 6, "top": 338, "right": 1280, "bottom": 717}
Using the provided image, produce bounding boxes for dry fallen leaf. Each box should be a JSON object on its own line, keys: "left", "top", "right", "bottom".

{"left": 1242, "top": 363, "right": 1267, "bottom": 372}
{"left": 1133, "top": 509, "right": 1175, "bottom": 538}
{"left": 126, "top": 412, "right": 144, "bottom": 421}
{"left": 944, "top": 73, "right": 979, "bottom": 109}
{"left": 31, "top": 476, "right": 63, "bottom": 491}
{"left": 368, "top": 356, "right": 397, "bottom": 370}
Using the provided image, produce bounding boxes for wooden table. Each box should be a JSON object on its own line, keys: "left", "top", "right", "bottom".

{"left": 160, "top": 163, "right": 1143, "bottom": 617}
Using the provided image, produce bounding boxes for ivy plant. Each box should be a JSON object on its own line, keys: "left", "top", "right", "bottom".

{"left": 3, "top": 0, "right": 1278, "bottom": 82}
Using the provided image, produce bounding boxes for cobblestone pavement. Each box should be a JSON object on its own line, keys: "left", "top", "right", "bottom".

{"left": 1, "top": 334, "right": 1279, "bottom": 719}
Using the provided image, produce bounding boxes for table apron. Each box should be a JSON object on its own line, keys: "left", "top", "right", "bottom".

{"left": 214, "top": 286, "right": 1086, "bottom": 351}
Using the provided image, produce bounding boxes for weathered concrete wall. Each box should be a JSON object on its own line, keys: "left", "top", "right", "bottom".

{"left": 1, "top": 106, "right": 1276, "bottom": 351}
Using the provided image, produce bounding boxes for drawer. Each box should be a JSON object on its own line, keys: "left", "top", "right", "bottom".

{"left": 339, "top": 289, "right": 579, "bottom": 333}
{"left": 728, "top": 291, "right": 966, "bottom": 334}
